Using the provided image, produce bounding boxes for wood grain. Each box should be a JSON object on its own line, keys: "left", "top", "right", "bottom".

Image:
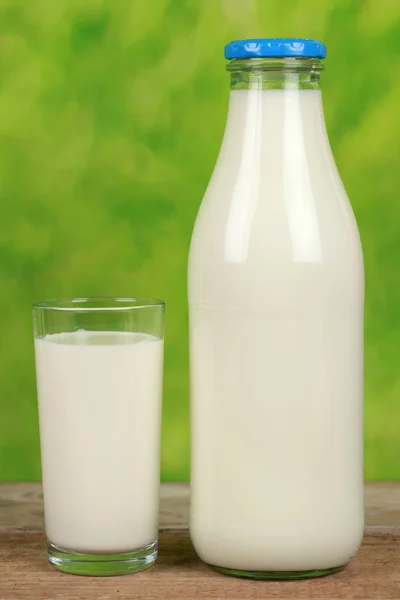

{"left": 0, "top": 529, "right": 399, "bottom": 600}
{"left": 0, "top": 483, "right": 399, "bottom": 599}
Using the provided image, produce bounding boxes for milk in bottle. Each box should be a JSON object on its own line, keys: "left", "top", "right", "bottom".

{"left": 188, "top": 38, "right": 364, "bottom": 579}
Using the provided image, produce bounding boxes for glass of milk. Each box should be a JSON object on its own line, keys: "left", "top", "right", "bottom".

{"left": 33, "top": 297, "right": 164, "bottom": 576}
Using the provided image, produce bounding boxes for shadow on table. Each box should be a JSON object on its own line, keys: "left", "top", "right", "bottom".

{"left": 157, "top": 530, "right": 200, "bottom": 570}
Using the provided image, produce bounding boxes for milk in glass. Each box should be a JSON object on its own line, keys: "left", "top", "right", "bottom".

{"left": 35, "top": 331, "right": 163, "bottom": 554}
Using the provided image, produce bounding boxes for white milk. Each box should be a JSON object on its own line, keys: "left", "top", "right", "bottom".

{"left": 35, "top": 331, "right": 163, "bottom": 554}
{"left": 188, "top": 89, "right": 364, "bottom": 572}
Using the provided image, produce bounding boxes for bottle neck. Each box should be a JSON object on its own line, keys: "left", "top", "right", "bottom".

{"left": 222, "top": 56, "right": 328, "bottom": 152}
{"left": 227, "top": 57, "right": 324, "bottom": 91}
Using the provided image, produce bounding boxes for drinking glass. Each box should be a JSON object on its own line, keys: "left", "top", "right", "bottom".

{"left": 33, "top": 297, "right": 164, "bottom": 576}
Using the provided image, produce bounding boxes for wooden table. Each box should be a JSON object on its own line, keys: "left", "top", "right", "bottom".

{"left": 0, "top": 482, "right": 399, "bottom": 599}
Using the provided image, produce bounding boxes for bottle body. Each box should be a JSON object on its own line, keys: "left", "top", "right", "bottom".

{"left": 188, "top": 85, "right": 364, "bottom": 573}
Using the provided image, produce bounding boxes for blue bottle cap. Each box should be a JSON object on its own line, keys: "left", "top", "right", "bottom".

{"left": 224, "top": 38, "right": 326, "bottom": 60}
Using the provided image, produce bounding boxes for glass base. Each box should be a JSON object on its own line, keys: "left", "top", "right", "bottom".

{"left": 47, "top": 540, "right": 157, "bottom": 576}
{"left": 211, "top": 564, "right": 345, "bottom": 580}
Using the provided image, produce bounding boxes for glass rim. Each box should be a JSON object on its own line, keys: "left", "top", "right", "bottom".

{"left": 32, "top": 297, "right": 165, "bottom": 312}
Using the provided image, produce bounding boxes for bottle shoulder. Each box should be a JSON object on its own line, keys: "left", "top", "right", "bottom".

{"left": 190, "top": 168, "right": 362, "bottom": 264}
{"left": 188, "top": 179, "right": 364, "bottom": 308}
{"left": 188, "top": 89, "right": 364, "bottom": 306}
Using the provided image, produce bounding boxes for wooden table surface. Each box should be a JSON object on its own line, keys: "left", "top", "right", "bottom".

{"left": 0, "top": 482, "right": 399, "bottom": 599}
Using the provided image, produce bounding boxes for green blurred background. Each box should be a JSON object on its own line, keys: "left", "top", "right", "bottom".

{"left": 0, "top": 0, "right": 399, "bottom": 481}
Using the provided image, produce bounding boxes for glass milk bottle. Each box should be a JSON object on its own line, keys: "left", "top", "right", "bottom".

{"left": 188, "top": 39, "right": 364, "bottom": 580}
